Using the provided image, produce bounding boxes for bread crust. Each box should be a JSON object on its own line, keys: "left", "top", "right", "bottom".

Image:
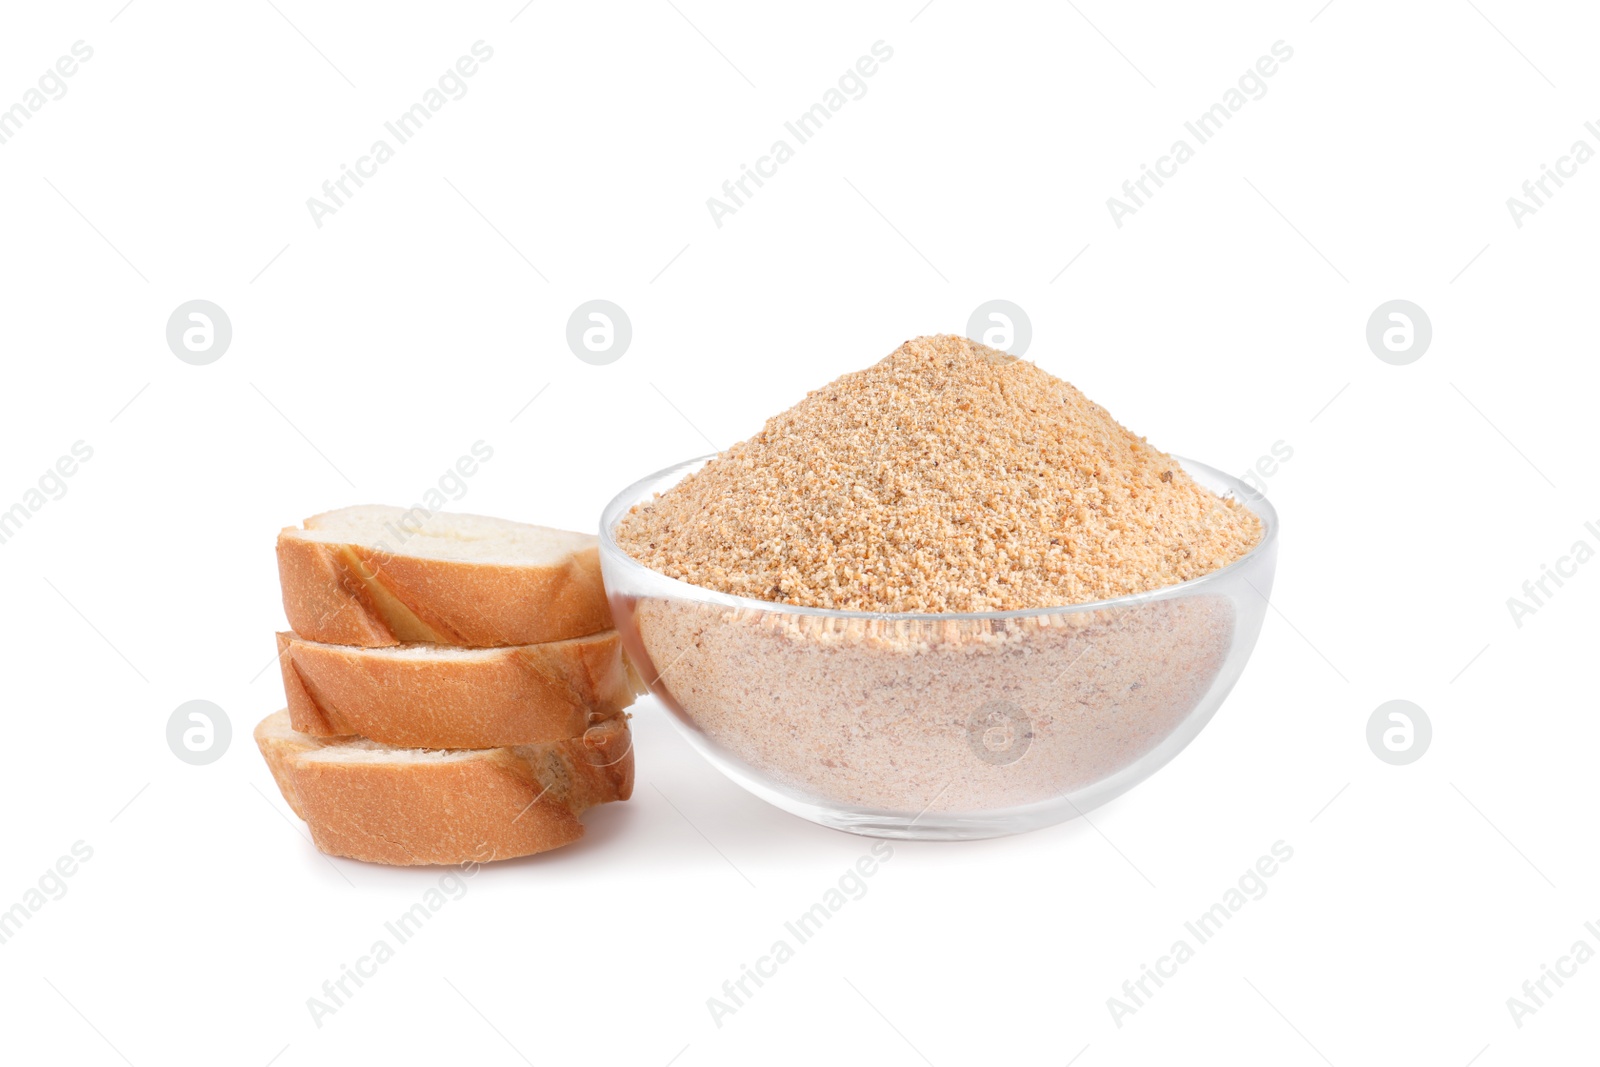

{"left": 276, "top": 524, "right": 612, "bottom": 648}
{"left": 277, "top": 630, "right": 637, "bottom": 748}
{"left": 254, "top": 710, "right": 634, "bottom": 866}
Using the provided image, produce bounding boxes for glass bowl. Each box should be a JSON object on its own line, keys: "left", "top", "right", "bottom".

{"left": 599, "top": 455, "right": 1278, "bottom": 840}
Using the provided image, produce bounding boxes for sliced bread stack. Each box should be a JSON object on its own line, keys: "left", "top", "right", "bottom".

{"left": 256, "top": 505, "right": 638, "bottom": 866}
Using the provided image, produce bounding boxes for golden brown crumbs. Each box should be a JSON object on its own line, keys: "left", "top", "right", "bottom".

{"left": 616, "top": 334, "right": 1262, "bottom": 612}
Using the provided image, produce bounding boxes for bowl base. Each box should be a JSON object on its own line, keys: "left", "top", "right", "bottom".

{"left": 812, "top": 807, "right": 1060, "bottom": 841}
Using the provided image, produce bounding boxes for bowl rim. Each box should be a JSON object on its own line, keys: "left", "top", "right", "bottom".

{"left": 599, "top": 452, "right": 1278, "bottom": 622}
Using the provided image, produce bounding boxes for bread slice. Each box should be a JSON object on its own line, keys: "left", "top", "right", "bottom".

{"left": 277, "top": 505, "right": 611, "bottom": 648}
{"left": 277, "top": 630, "right": 641, "bottom": 748}
{"left": 254, "top": 709, "right": 634, "bottom": 866}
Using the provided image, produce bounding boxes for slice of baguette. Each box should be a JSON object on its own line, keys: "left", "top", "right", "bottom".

{"left": 255, "top": 709, "right": 634, "bottom": 866}
{"left": 277, "top": 505, "right": 611, "bottom": 648}
{"left": 278, "top": 630, "right": 641, "bottom": 748}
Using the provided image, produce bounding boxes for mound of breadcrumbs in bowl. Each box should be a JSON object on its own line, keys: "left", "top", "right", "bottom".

{"left": 616, "top": 334, "right": 1260, "bottom": 612}
{"left": 610, "top": 334, "right": 1267, "bottom": 814}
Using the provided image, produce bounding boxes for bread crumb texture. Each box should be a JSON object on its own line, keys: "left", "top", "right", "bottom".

{"left": 632, "top": 597, "right": 1233, "bottom": 811}
{"left": 615, "top": 334, "right": 1262, "bottom": 612}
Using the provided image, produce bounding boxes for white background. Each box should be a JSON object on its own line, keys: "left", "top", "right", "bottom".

{"left": 0, "top": 1, "right": 1595, "bottom": 1063}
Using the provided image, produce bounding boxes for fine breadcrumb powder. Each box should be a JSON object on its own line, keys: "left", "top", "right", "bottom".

{"left": 616, "top": 334, "right": 1263, "bottom": 613}
{"left": 611, "top": 334, "right": 1271, "bottom": 817}
{"left": 628, "top": 597, "right": 1235, "bottom": 812}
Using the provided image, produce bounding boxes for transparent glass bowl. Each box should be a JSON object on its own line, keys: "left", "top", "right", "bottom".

{"left": 599, "top": 455, "right": 1278, "bottom": 840}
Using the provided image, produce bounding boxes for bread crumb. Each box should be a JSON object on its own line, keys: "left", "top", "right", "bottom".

{"left": 631, "top": 597, "right": 1234, "bottom": 811}
{"left": 616, "top": 334, "right": 1262, "bottom": 612}
{"left": 615, "top": 334, "right": 1268, "bottom": 817}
